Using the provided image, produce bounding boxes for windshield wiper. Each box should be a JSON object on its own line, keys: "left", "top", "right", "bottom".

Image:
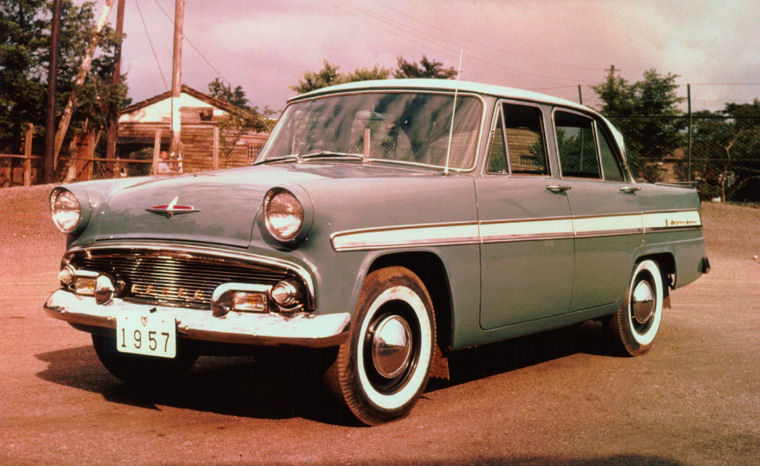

{"left": 257, "top": 150, "right": 368, "bottom": 165}
{"left": 300, "top": 150, "right": 365, "bottom": 161}
{"left": 255, "top": 153, "right": 303, "bottom": 164}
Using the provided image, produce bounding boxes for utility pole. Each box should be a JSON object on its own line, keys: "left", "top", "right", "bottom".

{"left": 687, "top": 83, "right": 693, "bottom": 183}
{"left": 105, "top": 0, "right": 126, "bottom": 177}
{"left": 170, "top": 0, "right": 185, "bottom": 172}
{"left": 44, "top": 0, "right": 63, "bottom": 183}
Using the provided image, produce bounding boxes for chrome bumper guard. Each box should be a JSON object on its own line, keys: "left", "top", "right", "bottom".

{"left": 44, "top": 289, "right": 350, "bottom": 348}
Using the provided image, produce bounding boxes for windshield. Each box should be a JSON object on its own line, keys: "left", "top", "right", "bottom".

{"left": 257, "top": 92, "right": 483, "bottom": 169}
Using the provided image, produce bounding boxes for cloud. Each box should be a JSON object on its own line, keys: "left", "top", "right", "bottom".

{"left": 103, "top": 0, "right": 759, "bottom": 111}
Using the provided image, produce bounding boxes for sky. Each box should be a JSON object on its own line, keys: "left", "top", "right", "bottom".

{"left": 91, "top": 0, "right": 760, "bottom": 112}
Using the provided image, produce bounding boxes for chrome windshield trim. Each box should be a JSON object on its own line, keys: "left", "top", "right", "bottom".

{"left": 256, "top": 89, "right": 487, "bottom": 173}
{"left": 64, "top": 242, "right": 316, "bottom": 308}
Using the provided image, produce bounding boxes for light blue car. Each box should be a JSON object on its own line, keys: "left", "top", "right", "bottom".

{"left": 45, "top": 79, "right": 709, "bottom": 425}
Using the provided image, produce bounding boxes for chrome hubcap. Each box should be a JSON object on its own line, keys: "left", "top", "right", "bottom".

{"left": 371, "top": 315, "right": 413, "bottom": 379}
{"left": 631, "top": 280, "right": 655, "bottom": 324}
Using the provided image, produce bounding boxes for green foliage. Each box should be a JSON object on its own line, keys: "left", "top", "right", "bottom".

{"left": 291, "top": 55, "right": 456, "bottom": 94}
{"left": 693, "top": 101, "right": 760, "bottom": 202}
{"left": 0, "top": 0, "right": 129, "bottom": 152}
{"left": 341, "top": 65, "right": 390, "bottom": 84}
{"left": 291, "top": 60, "right": 342, "bottom": 94}
{"left": 593, "top": 66, "right": 685, "bottom": 181}
{"left": 393, "top": 55, "right": 457, "bottom": 79}
{"left": 291, "top": 60, "right": 391, "bottom": 94}
{"left": 207, "top": 77, "right": 274, "bottom": 159}
{"left": 0, "top": 0, "right": 49, "bottom": 149}
{"left": 208, "top": 77, "right": 250, "bottom": 110}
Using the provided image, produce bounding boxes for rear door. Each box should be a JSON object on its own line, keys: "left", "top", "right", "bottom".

{"left": 552, "top": 109, "right": 642, "bottom": 311}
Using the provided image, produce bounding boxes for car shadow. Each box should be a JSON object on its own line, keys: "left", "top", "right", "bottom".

{"left": 35, "top": 321, "right": 614, "bottom": 426}
{"left": 429, "top": 320, "right": 615, "bottom": 391}
{"left": 34, "top": 345, "right": 348, "bottom": 425}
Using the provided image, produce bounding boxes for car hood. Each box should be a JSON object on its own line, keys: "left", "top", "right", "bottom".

{"left": 91, "top": 163, "right": 437, "bottom": 248}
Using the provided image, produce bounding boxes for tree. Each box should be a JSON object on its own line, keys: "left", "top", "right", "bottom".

{"left": 291, "top": 60, "right": 342, "bottom": 94}
{"left": 208, "top": 77, "right": 250, "bottom": 110}
{"left": 342, "top": 65, "right": 390, "bottom": 84}
{"left": 593, "top": 66, "right": 685, "bottom": 181}
{"left": 693, "top": 101, "right": 760, "bottom": 202}
{"left": 0, "top": 0, "right": 49, "bottom": 150}
{"left": 0, "top": 0, "right": 129, "bottom": 155}
{"left": 393, "top": 55, "right": 457, "bottom": 79}
{"left": 207, "top": 77, "right": 273, "bottom": 159}
{"left": 290, "top": 55, "right": 455, "bottom": 94}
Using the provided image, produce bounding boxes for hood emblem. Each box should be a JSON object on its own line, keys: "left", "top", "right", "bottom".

{"left": 146, "top": 196, "right": 200, "bottom": 218}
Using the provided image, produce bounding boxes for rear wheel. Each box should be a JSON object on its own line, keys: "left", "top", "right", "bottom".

{"left": 323, "top": 267, "right": 435, "bottom": 425}
{"left": 605, "top": 259, "right": 664, "bottom": 356}
{"left": 92, "top": 333, "right": 198, "bottom": 385}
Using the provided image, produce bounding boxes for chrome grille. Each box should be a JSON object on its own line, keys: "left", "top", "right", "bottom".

{"left": 73, "top": 249, "right": 290, "bottom": 309}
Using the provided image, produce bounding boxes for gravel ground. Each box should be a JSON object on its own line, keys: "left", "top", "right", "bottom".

{"left": 0, "top": 184, "right": 758, "bottom": 465}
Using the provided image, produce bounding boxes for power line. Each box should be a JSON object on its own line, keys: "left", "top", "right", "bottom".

{"left": 326, "top": 0, "right": 583, "bottom": 86}
{"left": 688, "top": 82, "right": 760, "bottom": 87}
{"left": 135, "top": 0, "right": 168, "bottom": 90}
{"left": 372, "top": 0, "right": 604, "bottom": 73}
{"left": 152, "top": 0, "right": 232, "bottom": 85}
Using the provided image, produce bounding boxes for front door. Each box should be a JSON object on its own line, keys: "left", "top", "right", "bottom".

{"left": 478, "top": 102, "right": 575, "bottom": 330}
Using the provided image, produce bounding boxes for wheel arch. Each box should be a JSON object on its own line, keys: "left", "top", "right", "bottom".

{"left": 632, "top": 252, "right": 674, "bottom": 310}
{"left": 634, "top": 252, "right": 675, "bottom": 289}
{"left": 367, "top": 252, "right": 453, "bottom": 355}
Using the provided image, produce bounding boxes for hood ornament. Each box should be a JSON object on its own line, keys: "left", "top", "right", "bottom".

{"left": 146, "top": 196, "right": 200, "bottom": 218}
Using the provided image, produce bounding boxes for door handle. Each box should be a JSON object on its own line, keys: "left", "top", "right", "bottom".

{"left": 546, "top": 185, "right": 572, "bottom": 193}
{"left": 619, "top": 186, "right": 641, "bottom": 194}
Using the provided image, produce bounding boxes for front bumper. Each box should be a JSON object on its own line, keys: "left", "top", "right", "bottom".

{"left": 44, "top": 289, "right": 350, "bottom": 348}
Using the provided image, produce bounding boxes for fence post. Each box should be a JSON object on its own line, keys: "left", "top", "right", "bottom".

{"left": 687, "top": 83, "right": 692, "bottom": 183}
{"left": 151, "top": 128, "right": 162, "bottom": 174}
{"left": 24, "top": 123, "right": 34, "bottom": 186}
{"left": 212, "top": 126, "right": 220, "bottom": 170}
{"left": 577, "top": 85, "right": 583, "bottom": 105}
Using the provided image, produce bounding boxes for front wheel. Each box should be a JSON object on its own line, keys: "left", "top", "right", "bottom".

{"left": 323, "top": 267, "right": 435, "bottom": 425}
{"left": 605, "top": 259, "right": 664, "bottom": 356}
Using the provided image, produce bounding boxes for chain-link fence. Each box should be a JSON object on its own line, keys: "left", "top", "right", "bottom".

{"left": 608, "top": 115, "right": 760, "bottom": 203}
{"left": 538, "top": 83, "right": 760, "bottom": 204}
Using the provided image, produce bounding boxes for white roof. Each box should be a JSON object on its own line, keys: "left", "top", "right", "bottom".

{"left": 288, "top": 78, "right": 628, "bottom": 164}
{"left": 290, "top": 78, "right": 590, "bottom": 113}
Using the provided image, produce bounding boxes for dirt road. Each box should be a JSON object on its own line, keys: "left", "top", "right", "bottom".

{"left": 1, "top": 186, "right": 758, "bottom": 464}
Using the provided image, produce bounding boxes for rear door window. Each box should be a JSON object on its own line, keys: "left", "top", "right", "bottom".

{"left": 598, "top": 128, "right": 625, "bottom": 181}
{"left": 555, "top": 111, "right": 600, "bottom": 179}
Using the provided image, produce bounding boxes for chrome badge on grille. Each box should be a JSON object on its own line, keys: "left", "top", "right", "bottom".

{"left": 146, "top": 196, "right": 200, "bottom": 218}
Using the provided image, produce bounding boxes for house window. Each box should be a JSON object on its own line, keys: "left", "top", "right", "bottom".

{"left": 199, "top": 108, "right": 213, "bottom": 121}
{"left": 247, "top": 144, "right": 262, "bottom": 161}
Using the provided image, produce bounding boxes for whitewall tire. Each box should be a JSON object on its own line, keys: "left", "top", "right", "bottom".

{"left": 605, "top": 259, "right": 664, "bottom": 356}
{"left": 323, "top": 266, "right": 435, "bottom": 425}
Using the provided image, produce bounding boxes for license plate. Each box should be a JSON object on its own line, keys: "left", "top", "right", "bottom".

{"left": 116, "top": 313, "right": 176, "bottom": 358}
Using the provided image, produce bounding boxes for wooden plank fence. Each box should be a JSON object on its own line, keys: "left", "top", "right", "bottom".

{"left": 0, "top": 124, "right": 39, "bottom": 187}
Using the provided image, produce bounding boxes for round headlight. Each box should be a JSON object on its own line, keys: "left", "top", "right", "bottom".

{"left": 50, "top": 188, "right": 82, "bottom": 233}
{"left": 264, "top": 189, "right": 304, "bottom": 242}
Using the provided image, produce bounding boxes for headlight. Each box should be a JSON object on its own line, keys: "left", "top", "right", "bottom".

{"left": 264, "top": 188, "right": 304, "bottom": 242}
{"left": 50, "top": 188, "right": 82, "bottom": 233}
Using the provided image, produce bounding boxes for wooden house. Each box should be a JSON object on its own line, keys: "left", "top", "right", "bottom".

{"left": 116, "top": 85, "right": 269, "bottom": 175}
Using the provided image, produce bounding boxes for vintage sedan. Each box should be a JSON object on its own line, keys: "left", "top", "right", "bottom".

{"left": 45, "top": 79, "right": 709, "bottom": 425}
